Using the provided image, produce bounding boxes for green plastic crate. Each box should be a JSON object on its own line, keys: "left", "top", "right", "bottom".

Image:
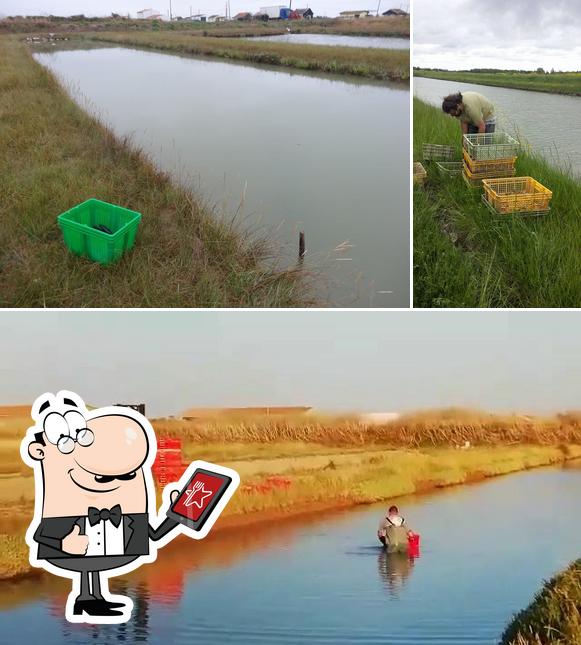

{"left": 57, "top": 199, "right": 142, "bottom": 265}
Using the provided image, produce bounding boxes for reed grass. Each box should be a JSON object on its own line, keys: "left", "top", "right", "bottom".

{"left": 0, "top": 36, "right": 309, "bottom": 307}
{"left": 413, "top": 98, "right": 581, "bottom": 308}
{"left": 0, "top": 536, "right": 32, "bottom": 579}
{"left": 88, "top": 32, "right": 410, "bottom": 82}
{"left": 152, "top": 409, "right": 581, "bottom": 448}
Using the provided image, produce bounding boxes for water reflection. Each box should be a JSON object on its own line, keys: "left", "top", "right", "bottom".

{"left": 5, "top": 468, "right": 581, "bottom": 644}
{"left": 248, "top": 34, "right": 410, "bottom": 50}
{"left": 377, "top": 550, "right": 416, "bottom": 599}
{"left": 50, "top": 581, "right": 151, "bottom": 642}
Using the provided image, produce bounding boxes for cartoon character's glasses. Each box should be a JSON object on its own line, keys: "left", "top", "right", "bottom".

{"left": 57, "top": 428, "right": 95, "bottom": 454}
{"left": 43, "top": 410, "right": 94, "bottom": 454}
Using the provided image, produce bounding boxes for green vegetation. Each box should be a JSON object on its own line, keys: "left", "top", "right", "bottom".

{"left": 501, "top": 560, "right": 581, "bottom": 644}
{"left": 88, "top": 32, "right": 409, "bottom": 82}
{"left": 0, "top": 15, "right": 410, "bottom": 38}
{"left": 0, "top": 36, "right": 308, "bottom": 307}
{"left": 415, "top": 69, "right": 581, "bottom": 96}
{"left": 413, "top": 98, "right": 581, "bottom": 308}
{"left": 199, "top": 16, "right": 410, "bottom": 39}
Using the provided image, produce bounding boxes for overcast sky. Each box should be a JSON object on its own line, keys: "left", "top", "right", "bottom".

{"left": 0, "top": 1, "right": 408, "bottom": 19}
{"left": 415, "top": 0, "right": 581, "bottom": 71}
{"left": 0, "top": 311, "right": 579, "bottom": 417}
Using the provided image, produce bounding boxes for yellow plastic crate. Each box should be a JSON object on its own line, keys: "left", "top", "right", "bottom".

{"left": 482, "top": 177, "right": 552, "bottom": 214}
{"left": 463, "top": 162, "right": 516, "bottom": 181}
{"left": 413, "top": 162, "right": 427, "bottom": 185}
{"left": 462, "top": 169, "right": 484, "bottom": 188}
{"left": 463, "top": 150, "right": 517, "bottom": 175}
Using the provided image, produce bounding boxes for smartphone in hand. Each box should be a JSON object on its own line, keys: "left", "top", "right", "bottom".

{"left": 166, "top": 466, "right": 235, "bottom": 533}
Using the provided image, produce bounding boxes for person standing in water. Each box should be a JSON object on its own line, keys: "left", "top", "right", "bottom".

{"left": 442, "top": 91, "right": 496, "bottom": 135}
{"left": 378, "top": 505, "right": 411, "bottom": 551}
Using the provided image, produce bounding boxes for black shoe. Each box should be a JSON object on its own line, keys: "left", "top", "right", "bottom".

{"left": 96, "top": 598, "right": 127, "bottom": 609}
{"left": 73, "top": 599, "right": 124, "bottom": 616}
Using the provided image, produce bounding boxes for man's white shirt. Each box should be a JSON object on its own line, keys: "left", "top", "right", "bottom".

{"left": 85, "top": 517, "right": 125, "bottom": 556}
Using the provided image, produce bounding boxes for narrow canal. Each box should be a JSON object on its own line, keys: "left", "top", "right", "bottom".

{"left": 35, "top": 46, "right": 410, "bottom": 307}
{"left": 2, "top": 464, "right": 580, "bottom": 644}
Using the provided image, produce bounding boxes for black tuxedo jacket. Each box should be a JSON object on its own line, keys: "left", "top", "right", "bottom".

{"left": 33, "top": 513, "right": 177, "bottom": 560}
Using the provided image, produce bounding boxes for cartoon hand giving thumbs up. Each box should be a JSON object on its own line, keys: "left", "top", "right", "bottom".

{"left": 62, "top": 524, "right": 89, "bottom": 555}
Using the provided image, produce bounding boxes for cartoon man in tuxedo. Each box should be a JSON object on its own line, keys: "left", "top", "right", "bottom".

{"left": 21, "top": 391, "right": 238, "bottom": 625}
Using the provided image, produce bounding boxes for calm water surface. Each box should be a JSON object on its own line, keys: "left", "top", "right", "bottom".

{"left": 2, "top": 465, "right": 581, "bottom": 644}
{"left": 248, "top": 34, "right": 410, "bottom": 49}
{"left": 35, "top": 46, "right": 410, "bottom": 307}
{"left": 415, "top": 76, "right": 581, "bottom": 177}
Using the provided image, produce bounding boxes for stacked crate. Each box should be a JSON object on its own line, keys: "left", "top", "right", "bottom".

{"left": 462, "top": 132, "right": 519, "bottom": 187}
{"left": 152, "top": 437, "right": 185, "bottom": 486}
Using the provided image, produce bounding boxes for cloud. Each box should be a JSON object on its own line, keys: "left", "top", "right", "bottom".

{"left": 415, "top": 0, "right": 581, "bottom": 71}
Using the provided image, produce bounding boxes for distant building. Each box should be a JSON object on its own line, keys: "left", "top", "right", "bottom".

{"left": 181, "top": 406, "right": 313, "bottom": 420}
{"left": 116, "top": 403, "right": 146, "bottom": 416}
{"left": 136, "top": 8, "right": 164, "bottom": 19}
{"left": 234, "top": 11, "right": 253, "bottom": 20}
{"left": 207, "top": 15, "right": 226, "bottom": 22}
{"left": 260, "top": 5, "right": 288, "bottom": 19}
{"left": 290, "top": 8, "right": 314, "bottom": 19}
{"left": 190, "top": 13, "right": 207, "bottom": 21}
{"left": 383, "top": 8, "right": 409, "bottom": 16}
{"left": 339, "top": 10, "right": 372, "bottom": 19}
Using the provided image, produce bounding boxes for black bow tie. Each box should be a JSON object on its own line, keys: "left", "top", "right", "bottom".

{"left": 88, "top": 504, "right": 122, "bottom": 527}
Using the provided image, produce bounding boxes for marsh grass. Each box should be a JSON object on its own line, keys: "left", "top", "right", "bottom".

{"left": 88, "top": 32, "right": 410, "bottom": 82}
{"left": 413, "top": 98, "right": 581, "bottom": 308}
{"left": 501, "top": 560, "right": 581, "bottom": 644}
{"left": 203, "top": 17, "right": 410, "bottom": 39}
{"left": 415, "top": 69, "right": 581, "bottom": 97}
{"left": 0, "top": 16, "right": 410, "bottom": 39}
{"left": 0, "top": 36, "right": 311, "bottom": 307}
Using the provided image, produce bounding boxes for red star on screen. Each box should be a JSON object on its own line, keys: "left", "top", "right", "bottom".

{"left": 183, "top": 481, "right": 213, "bottom": 509}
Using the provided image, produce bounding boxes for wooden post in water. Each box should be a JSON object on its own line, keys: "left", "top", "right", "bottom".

{"left": 299, "top": 231, "right": 306, "bottom": 259}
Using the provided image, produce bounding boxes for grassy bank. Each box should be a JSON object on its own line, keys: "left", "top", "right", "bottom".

{"left": 1, "top": 15, "right": 410, "bottom": 38}
{"left": 87, "top": 32, "right": 409, "bottom": 82}
{"left": 203, "top": 17, "right": 410, "bottom": 39}
{"left": 415, "top": 69, "right": 581, "bottom": 96}
{"left": 0, "top": 36, "right": 308, "bottom": 307}
{"left": 501, "top": 560, "right": 581, "bottom": 644}
{"left": 2, "top": 408, "right": 581, "bottom": 580}
{"left": 413, "top": 98, "right": 581, "bottom": 308}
